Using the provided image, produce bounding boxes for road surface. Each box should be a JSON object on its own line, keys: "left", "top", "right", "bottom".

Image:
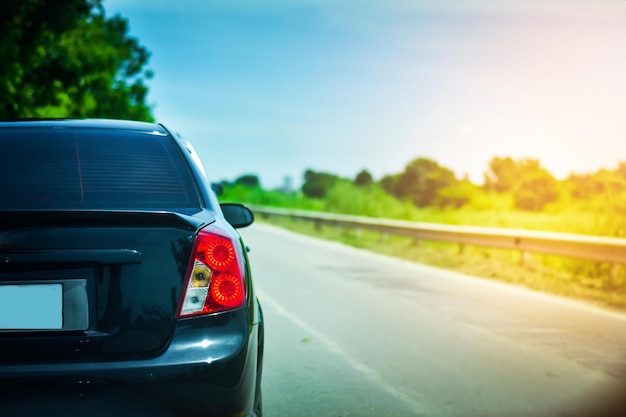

{"left": 240, "top": 223, "right": 626, "bottom": 417}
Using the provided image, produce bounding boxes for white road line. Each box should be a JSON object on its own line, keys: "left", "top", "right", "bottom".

{"left": 258, "top": 289, "right": 426, "bottom": 416}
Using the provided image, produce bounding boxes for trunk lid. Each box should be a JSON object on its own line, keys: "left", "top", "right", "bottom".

{"left": 0, "top": 210, "right": 212, "bottom": 363}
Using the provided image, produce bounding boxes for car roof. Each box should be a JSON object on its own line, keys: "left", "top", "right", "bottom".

{"left": 0, "top": 118, "right": 168, "bottom": 134}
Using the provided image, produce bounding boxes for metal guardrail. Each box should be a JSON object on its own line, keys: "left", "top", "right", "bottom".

{"left": 250, "top": 206, "right": 626, "bottom": 264}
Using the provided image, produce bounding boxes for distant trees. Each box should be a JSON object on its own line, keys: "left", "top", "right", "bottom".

{"left": 436, "top": 180, "right": 478, "bottom": 209}
{"left": 485, "top": 157, "right": 558, "bottom": 211}
{"left": 302, "top": 169, "right": 340, "bottom": 198}
{"left": 564, "top": 166, "right": 626, "bottom": 214}
{"left": 0, "top": 0, "right": 153, "bottom": 120}
{"left": 566, "top": 169, "right": 626, "bottom": 201}
{"left": 234, "top": 174, "right": 261, "bottom": 189}
{"left": 484, "top": 157, "right": 518, "bottom": 193}
{"left": 514, "top": 169, "right": 559, "bottom": 211}
{"left": 223, "top": 155, "right": 626, "bottom": 215}
{"left": 354, "top": 169, "right": 373, "bottom": 187}
{"left": 351, "top": 156, "right": 626, "bottom": 213}
{"left": 381, "top": 157, "right": 471, "bottom": 208}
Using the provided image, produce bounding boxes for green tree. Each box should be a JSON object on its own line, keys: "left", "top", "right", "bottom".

{"left": 302, "top": 169, "right": 340, "bottom": 199}
{"left": 0, "top": 0, "right": 153, "bottom": 120}
{"left": 566, "top": 173, "right": 595, "bottom": 200}
{"left": 388, "top": 158, "right": 458, "bottom": 207}
{"left": 484, "top": 157, "right": 560, "bottom": 211}
{"left": 380, "top": 173, "right": 401, "bottom": 196}
{"left": 512, "top": 159, "right": 559, "bottom": 211}
{"left": 354, "top": 169, "right": 373, "bottom": 187}
{"left": 565, "top": 168, "right": 626, "bottom": 204}
{"left": 514, "top": 169, "right": 559, "bottom": 211}
{"left": 436, "top": 181, "right": 477, "bottom": 208}
{"left": 234, "top": 174, "right": 261, "bottom": 189}
{"left": 484, "top": 156, "right": 518, "bottom": 192}
{"left": 616, "top": 162, "right": 626, "bottom": 180}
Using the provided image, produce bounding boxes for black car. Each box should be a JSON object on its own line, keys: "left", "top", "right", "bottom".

{"left": 0, "top": 119, "right": 263, "bottom": 417}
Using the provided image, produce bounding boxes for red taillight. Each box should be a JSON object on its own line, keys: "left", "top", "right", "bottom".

{"left": 200, "top": 236, "right": 235, "bottom": 271}
{"left": 177, "top": 228, "right": 246, "bottom": 317}
{"left": 211, "top": 273, "right": 243, "bottom": 307}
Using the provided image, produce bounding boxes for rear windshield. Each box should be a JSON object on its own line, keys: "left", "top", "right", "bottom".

{"left": 0, "top": 128, "right": 202, "bottom": 210}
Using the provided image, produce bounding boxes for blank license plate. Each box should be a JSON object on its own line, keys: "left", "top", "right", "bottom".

{"left": 0, "top": 284, "right": 63, "bottom": 330}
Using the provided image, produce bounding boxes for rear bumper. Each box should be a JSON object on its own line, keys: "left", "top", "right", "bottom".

{"left": 0, "top": 311, "right": 262, "bottom": 417}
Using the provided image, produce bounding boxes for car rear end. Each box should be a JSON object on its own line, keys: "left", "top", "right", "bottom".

{"left": 0, "top": 120, "right": 263, "bottom": 417}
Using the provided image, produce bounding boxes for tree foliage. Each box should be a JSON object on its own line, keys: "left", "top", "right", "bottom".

{"left": 0, "top": 0, "right": 153, "bottom": 120}
{"left": 563, "top": 164, "right": 626, "bottom": 214}
{"left": 380, "top": 173, "right": 401, "bottom": 197}
{"left": 226, "top": 153, "right": 626, "bottom": 216}
{"left": 514, "top": 171, "right": 558, "bottom": 211}
{"left": 234, "top": 174, "right": 261, "bottom": 189}
{"left": 484, "top": 156, "right": 518, "bottom": 193}
{"left": 302, "top": 169, "right": 340, "bottom": 199}
{"left": 566, "top": 169, "right": 626, "bottom": 201}
{"left": 381, "top": 158, "right": 462, "bottom": 208}
{"left": 484, "top": 157, "right": 559, "bottom": 211}
{"left": 354, "top": 169, "right": 373, "bottom": 187}
{"left": 436, "top": 181, "right": 478, "bottom": 209}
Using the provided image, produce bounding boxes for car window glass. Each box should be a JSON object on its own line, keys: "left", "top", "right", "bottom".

{"left": 0, "top": 128, "right": 201, "bottom": 210}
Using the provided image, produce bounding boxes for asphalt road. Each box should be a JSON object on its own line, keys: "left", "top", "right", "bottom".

{"left": 240, "top": 223, "right": 626, "bottom": 417}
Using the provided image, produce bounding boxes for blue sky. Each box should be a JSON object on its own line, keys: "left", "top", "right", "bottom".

{"left": 105, "top": 0, "right": 626, "bottom": 189}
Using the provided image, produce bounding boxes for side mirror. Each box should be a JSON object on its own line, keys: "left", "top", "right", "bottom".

{"left": 220, "top": 203, "right": 254, "bottom": 228}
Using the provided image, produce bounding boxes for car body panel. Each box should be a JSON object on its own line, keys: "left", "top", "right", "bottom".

{"left": 0, "top": 119, "right": 263, "bottom": 417}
